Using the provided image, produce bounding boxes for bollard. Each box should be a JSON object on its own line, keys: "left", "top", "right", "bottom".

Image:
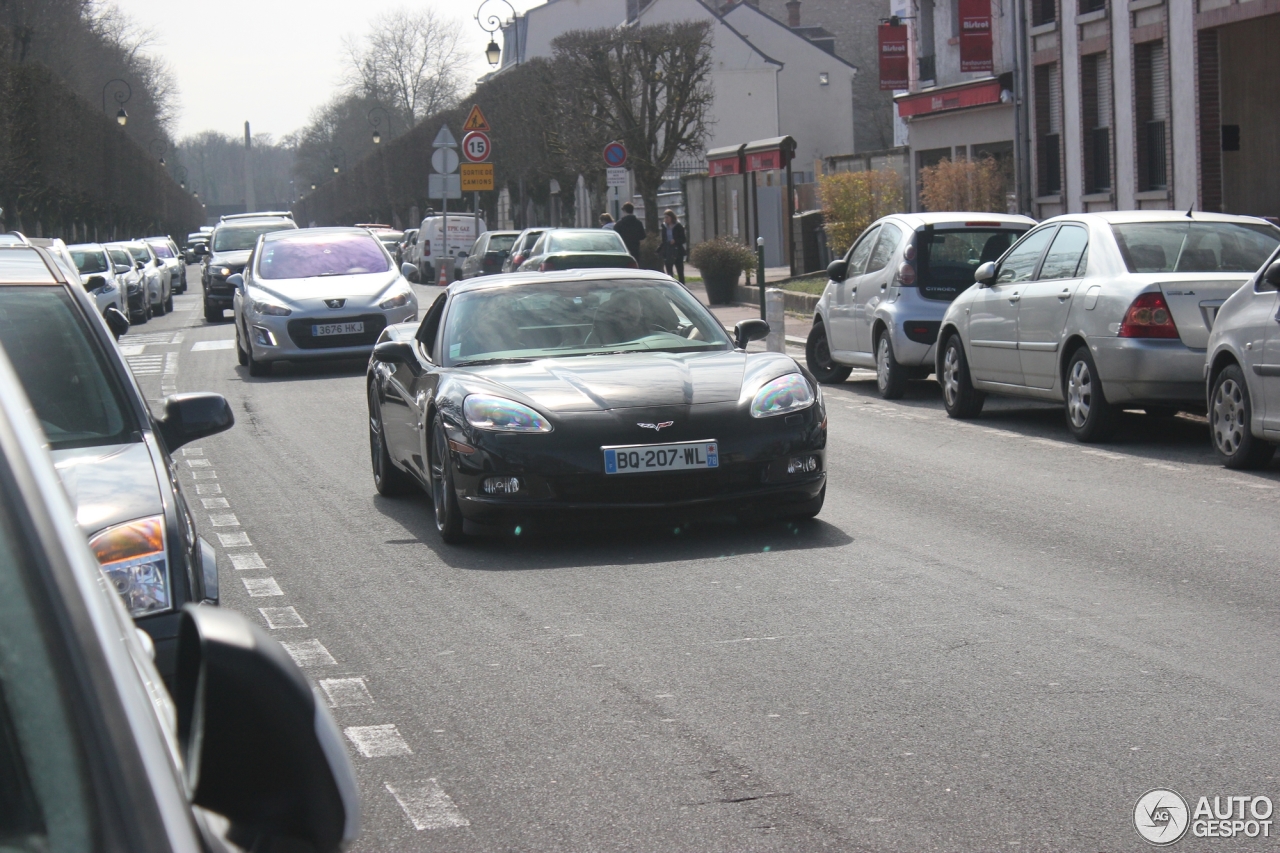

{"left": 756, "top": 236, "right": 766, "bottom": 320}
{"left": 765, "top": 288, "right": 785, "bottom": 353}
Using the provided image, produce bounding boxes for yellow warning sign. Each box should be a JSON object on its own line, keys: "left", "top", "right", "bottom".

{"left": 461, "top": 163, "right": 494, "bottom": 191}
{"left": 463, "top": 104, "right": 491, "bottom": 133}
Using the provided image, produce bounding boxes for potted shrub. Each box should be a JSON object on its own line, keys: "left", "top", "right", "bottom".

{"left": 689, "top": 238, "right": 756, "bottom": 305}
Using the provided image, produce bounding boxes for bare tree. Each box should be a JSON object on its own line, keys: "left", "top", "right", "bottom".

{"left": 553, "top": 21, "right": 714, "bottom": 232}
{"left": 343, "top": 8, "right": 466, "bottom": 127}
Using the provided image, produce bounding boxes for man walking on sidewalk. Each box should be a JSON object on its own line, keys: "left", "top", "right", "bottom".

{"left": 613, "top": 202, "right": 646, "bottom": 262}
{"left": 658, "top": 208, "right": 686, "bottom": 283}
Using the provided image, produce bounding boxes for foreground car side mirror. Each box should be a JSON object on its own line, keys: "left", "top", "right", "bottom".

{"left": 1263, "top": 261, "right": 1280, "bottom": 289}
{"left": 115, "top": 264, "right": 131, "bottom": 275}
{"left": 104, "top": 306, "right": 130, "bottom": 340}
{"left": 156, "top": 392, "right": 234, "bottom": 451}
{"left": 84, "top": 274, "right": 106, "bottom": 291}
{"left": 175, "top": 605, "right": 359, "bottom": 853}
{"left": 135, "top": 260, "right": 146, "bottom": 271}
{"left": 974, "top": 261, "right": 997, "bottom": 286}
{"left": 372, "top": 340, "right": 421, "bottom": 371}
{"left": 226, "top": 273, "right": 245, "bottom": 289}
{"left": 194, "top": 244, "right": 208, "bottom": 256}
{"left": 400, "top": 262, "right": 420, "bottom": 283}
{"left": 826, "top": 259, "right": 847, "bottom": 281}
{"left": 734, "top": 318, "right": 770, "bottom": 349}
{"left": 155, "top": 258, "right": 164, "bottom": 267}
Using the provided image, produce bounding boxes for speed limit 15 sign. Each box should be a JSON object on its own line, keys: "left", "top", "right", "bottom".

{"left": 462, "top": 131, "right": 491, "bottom": 163}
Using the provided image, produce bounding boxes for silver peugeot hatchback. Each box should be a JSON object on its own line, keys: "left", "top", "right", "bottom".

{"left": 806, "top": 213, "right": 1034, "bottom": 398}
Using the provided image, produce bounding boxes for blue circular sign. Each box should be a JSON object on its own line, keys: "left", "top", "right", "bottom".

{"left": 603, "top": 142, "right": 627, "bottom": 167}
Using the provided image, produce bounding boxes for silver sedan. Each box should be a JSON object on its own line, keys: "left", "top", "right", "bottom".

{"left": 937, "top": 211, "right": 1280, "bottom": 441}
{"left": 230, "top": 227, "right": 419, "bottom": 376}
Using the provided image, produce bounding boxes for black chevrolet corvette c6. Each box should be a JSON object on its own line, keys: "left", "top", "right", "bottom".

{"left": 365, "top": 269, "right": 827, "bottom": 542}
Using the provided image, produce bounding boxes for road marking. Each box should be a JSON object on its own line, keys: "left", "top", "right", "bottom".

{"left": 260, "top": 606, "right": 307, "bottom": 629}
{"left": 202, "top": 497, "right": 230, "bottom": 509}
{"left": 208, "top": 513, "right": 239, "bottom": 527}
{"left": 319, "top": 677, "right": 374, "bottom": 707}
{"left": 191, "top": 339, "right": 235, "bottom": 351}
{"left": 119, "top": 344, "right": 145, "bottom": 356}
{"left": 186, "top": 458, "right": 211, "bottom": 468}
{"left": 195, "top": 483, "right": 221, "bottom": 495}
{"left": 164, "top": 352, "right": 178, "bottom": 374}
{"left": 182, "top": 447, "right": 203, "bottom": 456}
{"left": 193, "top": 470, "right": 217, "bottom": 480}
{"left": 125, "top": 354, "right": 165, "bottom": 375}
{"left": 344, "top": 724, "right": 412, "bottom": 757}
{"left": 229, "top": 552, "right": 266, "bottom": 570}
{"left": 217, "top": 531, "right": 251, "bottom": 547}
{"left": 281, "top": 639, "right": 337, "bottom": 667}
{"left": 386, "top": 780, "right": 470, "bottom": 830}
{"left": 242, "top": 577, "right": 283, "bottom": 597}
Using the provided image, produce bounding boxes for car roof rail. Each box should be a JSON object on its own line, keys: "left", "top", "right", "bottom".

{"left": 219, "top": 211, "right": 295, "bottom": 222}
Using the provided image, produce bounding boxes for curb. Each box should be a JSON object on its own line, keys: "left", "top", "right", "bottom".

{"left": 733, "top": 283, "right": 821, "bottom": 315}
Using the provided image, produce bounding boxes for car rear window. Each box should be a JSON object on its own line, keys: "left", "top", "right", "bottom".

{"left": 107, "top": 249, "right": 132, "bottom": 268}
{"left": 0, "top": 288, "right": 136, "bottom": 450}
{"left": 146, "top": 241, "right": 174, "bottom": 259}
{"left": 69, "top": 250, "right": 109, "bottom": 275}
{"left": 488, "top": 235, "right": 518, "bottom": 253}
{"left": 125, "top": 246, "right": 149, "bottom": 263}
{"left": 212, "top": 222, "right": 295, "bottom": 252}
{"left": 548, "top": 232, "right": 627, "bottom": 253}
{"left": 257, "top": 233, "right": 391, "bottom": 280}
{"left": 917, "top": 228, "right": 1024, "bottom": 300}
{"left": 1112, "top": 222, "right": 1280, "bottom": 273}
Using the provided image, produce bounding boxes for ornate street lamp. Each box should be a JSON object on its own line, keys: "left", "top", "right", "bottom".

{"left": 148, "top": 139, "right": 167, "bottom": 165}
{"left": 102, "top": 79, "right": 131, "bottom": 126}
{"left": 174, "top": 165, "right": 188, "bottom": 189}
{"left": 476, "top": 0, "right": 516, "bottom": 66}
{"left": 331, "top": 146, "right": 346, "bottom": 175}
{"left": 368, "top": 106, "right": 391, "bottom": 145}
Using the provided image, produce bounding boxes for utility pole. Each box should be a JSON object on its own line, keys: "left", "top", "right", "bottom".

{"left": 1011, "top": 2, "right": 1031, "bottom": 216}
{"left": 244, "top": 121, "right": 257, "bottom": 213}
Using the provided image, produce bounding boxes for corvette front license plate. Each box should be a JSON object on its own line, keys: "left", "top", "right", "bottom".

{"left": 312, "top": 321, "right": 364, "bottom": 337}
{"left": 603, "top": 441, "right": 719, "bottom": 475}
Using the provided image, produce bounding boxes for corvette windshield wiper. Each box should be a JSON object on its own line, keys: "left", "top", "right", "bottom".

{"left": 452, "top": 357, "right": 537, "bottom": 367}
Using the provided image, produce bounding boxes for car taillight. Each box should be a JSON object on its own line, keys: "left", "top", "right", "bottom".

{"left": 539, "top": 261, "right": 550, "bottom": 272}
{"left": 512, "top": 254, "right": 525, "bottom": 267}
{"left": 1118, "top": 292, "right": 1179, "bottom": 339}
{"left": 423, "top": 240, "right": 431, "bottom": 257}
{"left": 626, "top": 257, "right": 638, "bottom": 268}
{"left": 897, "top": 260, "right": 916, "bottom": 286}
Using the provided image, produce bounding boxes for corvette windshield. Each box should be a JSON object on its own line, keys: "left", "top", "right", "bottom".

{"left": 257, "top": 233, "right": 391, "bottom": 280}
{"left": 443, "top": 279, "right": 733, "bottom": 365}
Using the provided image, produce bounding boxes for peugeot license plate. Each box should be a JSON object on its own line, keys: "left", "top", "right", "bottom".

{"left": 312, "top": 321, "right": 364, "bottom": 337}
{"left": 603, "top": 441, "right": 718, "bottom": 475}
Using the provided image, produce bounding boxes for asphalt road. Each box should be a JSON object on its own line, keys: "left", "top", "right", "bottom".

{"left": 125, "top": 271, "right": 1280, "bottom": 852}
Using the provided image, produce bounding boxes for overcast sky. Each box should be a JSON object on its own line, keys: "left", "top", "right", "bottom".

{"left": 118, "top": 0, "right": 543, "bottom": 141}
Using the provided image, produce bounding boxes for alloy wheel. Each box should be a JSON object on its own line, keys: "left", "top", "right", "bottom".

{"left": 877, "top": 337, "right": 890, "bottom": 391}
{"left": 942, "top": 344, "right": 961, "bottom": 408}
{"left": 1066, "top": 359, "right": 1092, "bottom": 429}
{"left": 431, "top": 423, "right": 448, "bottom": 529}
{"left": 368, "top": 387, "right": 386, "bottom": 481}
{"left": 1212, "top": 377, "right": 1247, "bottom": 456}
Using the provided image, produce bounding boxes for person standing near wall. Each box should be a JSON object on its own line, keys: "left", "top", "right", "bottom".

{"left": 659, "top": 208, "right": 686, "bottom": 283}
{"left": 599, "top": 213, "right": 615, "bottom": 230}
{"left": 613, "top": 202, "right": 646, "bottom": 261}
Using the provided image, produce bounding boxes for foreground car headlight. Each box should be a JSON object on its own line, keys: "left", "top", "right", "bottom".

{"left": 751, "top": 373, "right": 815, "bottom": 418}
{"left": 217, "top": 267, "right": 233, "bottom": 277}
{"left": 88, "top": 516, "right": 170, "bottom": 617}
{"left": 252, "top": 299, "right": 292, "bottom": 316}
{"left": 379, "top": 289, "right": 413, "bottom": 310}
{"left": 463, "top": 395, "right": 552, "bottom": 432}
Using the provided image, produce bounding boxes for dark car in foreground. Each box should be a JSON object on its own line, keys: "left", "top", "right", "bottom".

{"left": 0, "top": 338, "right": 359, "bottom": 852}
{"left": 367, "top": 269, "right": 826, "bottom": 542}
{"left": 198, "top": 214, "right": 298, "bottom": 322}
{"left": 518, "top": 228, "right": 637, "bottom": 272}
{"left": 0, "top": 245, "right": 235, "bottom": 679}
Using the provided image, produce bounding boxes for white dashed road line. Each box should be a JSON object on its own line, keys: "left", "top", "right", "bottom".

{"left": 281, "top": 639, "right": 338, "bottom": 668}
{"left": 344, "top": 724, "right": 413, "bottom": 757}
{"left": 229, "top": 552, "right": 267, "bottom": 570}
{"left": 216, "top": 531, "right": 251, "bottom": 547}
{"left": 320, "top": 677, "right": 375, "bottom": 708}
{"left": 191, "top": 339, "right": 236, "bottom": 351}
{"left": 242, "top": 577, "right": 283, "bottom": 597}
{"left": 385, "top": 781, "right": 471, "bottom": 830}
{"left": 259, "top": 606, "right": 307, "bottom": 629}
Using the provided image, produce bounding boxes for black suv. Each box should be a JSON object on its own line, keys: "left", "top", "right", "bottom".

{"left": 0, "top": 244, "right": 235, "bottom": 679}
{"left": 198, "top": 215, "right": 297, "bottom": 322}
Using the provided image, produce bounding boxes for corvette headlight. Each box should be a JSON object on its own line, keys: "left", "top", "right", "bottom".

{"left": 463, "top": 395, "right": 552, "bottom": 432}
{"left": 750, "top": 373, "right": 815, "bottom": 418}
{"left": 88, "top": 516, "right": 170, "bottom": 617}
{"left": 379, "top": 290, "right": 413, "bottom": 309}
{"left": 252, "top": 299, "right": 291, "bottom": 316}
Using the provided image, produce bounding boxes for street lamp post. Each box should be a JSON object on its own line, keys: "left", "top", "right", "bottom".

{"left": 476, "top": 0, "right": 516, "bottom": 66}
{"left": 148, "top": 139, "right": 167, "bottom": 166}
{"left": 102, "top": 79, "right": 131, "bottom": 126}
{"left": 368, "top": 106, "right": 391, "bottom": 145}
{"left": 174, "top": 166, "right": 188, "bottom": 189}
{"left": 331, "top": 147, "right": 346, "bottom": 175}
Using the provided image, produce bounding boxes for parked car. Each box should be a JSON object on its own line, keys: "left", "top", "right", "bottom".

{"left": 185, "top": 231, "right": 208, "bottom": 263}
{"left": 68, "top": 242, "right": 126, "bottom": 316}
{"left": 937, "top": 212, "right": 1280, "bottom": 441}
{"left": 502, "top": 228, "right": 549, "bottom": 273}
{"left": 1205, "top": 247, "right": 1280, "bottom": 468}
{"left": 145, "top": 236, "right": 186, "bottom": 294}
{"left": 198, "top": 214, "right": 298, "bottom": 322}
{"left": 231, "top": 226, "right": 419, "bottom": 375}
{"left": 220, "top": 210, "right": 296, "bottom": 223}
{"left": 0, "top": 244, "right": 235, "bottom": 680}
{"left": 517, "top": 228, "right": 638, "bottom": 273}
{"left": 397, "top": 228, "right": 418, "bottom": 265}
{"left": 105, "top": 244, "right": 152, "bottom": 323}
{"left": 806, "top": 213, "right": 1035, "bottom": 397}
{"left": 356, "top": 224, "right": 405, "bottom": 261}
{"left": 414, "top": 214, "right": 485, "bottom": 282}
{"left": 109, "top": 240, "right": 169, "bottom": 316}
{"left": 460, "top": 230, "right": 521, "bottom": 279}
{"left": 366, "top": 268, "right": 824, "bottom": 543}
{"left": 0, "top": 337, "right": 359, "bottom": 853}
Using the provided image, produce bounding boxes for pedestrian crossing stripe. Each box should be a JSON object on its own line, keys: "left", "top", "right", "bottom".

{"left": 463, "top": 104, "right": 491, "bottom": 133}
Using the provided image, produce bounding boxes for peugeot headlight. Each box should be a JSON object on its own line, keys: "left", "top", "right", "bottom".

{"left": 88, "top": 516, "right": 170, "bottom": 617}
{"left": 379, "top": 289, "right": 413, "bottom": 310}
{"left": 252, "top": 299, "right": 291, "bottom": 316}
{"left": 750, "top": 373, "right": 815, "bottom": 418}
{"left": 463, "top": 395, "right": 552, "bottom": 432}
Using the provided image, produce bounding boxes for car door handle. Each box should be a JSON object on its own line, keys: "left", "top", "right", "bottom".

{"left": 1009, "top": 293, "right": 1021, "bottom": 303}
{"left": 1058, "top": 289, "right": 1071, "bottom": 300}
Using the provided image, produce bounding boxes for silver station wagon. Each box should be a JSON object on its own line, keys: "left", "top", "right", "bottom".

{"left": 937, "top": 211, "right": 1280, "bottom": 441}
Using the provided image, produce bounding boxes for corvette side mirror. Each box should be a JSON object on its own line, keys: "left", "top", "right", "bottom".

{"left": 372, "top": 340, "right": 421, "bottom": 372}
{"left": 974, "top": 261, "right": 996, "bottom": 286}
{"left": 734, "top": 318, "right": 770, "bottom": 349}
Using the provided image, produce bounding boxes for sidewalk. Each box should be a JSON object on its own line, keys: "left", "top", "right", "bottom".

{"left": 684, "top": 280, "right": 808, "bottom": 350}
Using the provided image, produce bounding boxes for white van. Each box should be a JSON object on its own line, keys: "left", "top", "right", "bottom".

{"left": 414, "top": 214, "right": 486, "bottom": 282}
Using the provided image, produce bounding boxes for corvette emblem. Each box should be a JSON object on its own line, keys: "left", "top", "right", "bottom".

{"left": 325, "top": 298, "right": 345, "bottom": 309}
{"left": 637, "top": 421, "right": 674, "bottom": 431}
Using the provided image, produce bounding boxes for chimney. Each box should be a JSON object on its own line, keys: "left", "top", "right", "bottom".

{"left": 786, "top": 0, "right": 801, "bottom": 27}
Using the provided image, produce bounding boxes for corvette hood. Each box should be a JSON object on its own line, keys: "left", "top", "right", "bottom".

{"left": 463, "top": 350, "right": 798, "bottom": 413}
{"left": 51, "top": 441, "right": 164, "bottom": 535}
